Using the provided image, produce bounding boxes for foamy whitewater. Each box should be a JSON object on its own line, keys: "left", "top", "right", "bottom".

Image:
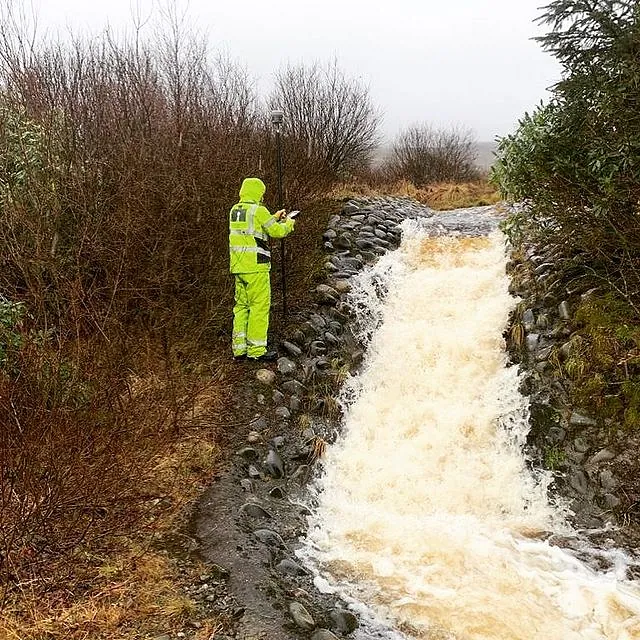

{"left": 300, "top": 217, "right": 640, "bottom": 640}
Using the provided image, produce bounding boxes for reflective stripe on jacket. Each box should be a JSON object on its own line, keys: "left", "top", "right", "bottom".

{"left": 229, "top": 178, "right": 295, "bottom": 274}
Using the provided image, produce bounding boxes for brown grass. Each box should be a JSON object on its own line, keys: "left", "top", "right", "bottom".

{"left": 0, "top": 406, "right": 223, "bottom": 640}
{"left": 0, "top": 338, "right": 233, "bottom": 639}
{"left": 331, "top": 179, "right": 501, "bottom": 210}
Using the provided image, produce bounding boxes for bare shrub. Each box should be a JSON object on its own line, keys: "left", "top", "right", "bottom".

{"left": 0, "top": 2, "right": 344, "bottom": 597}
{"left": 269, "top": 60, "right": 381, "bottom": 177}
{"left": 387, "top": 124, "right": 480, "bottom": 185}
{"left": 0, "top": 19, "right": 265, "bottom": 337}
{"left": 0, "top": 5, "right": 256, "bottom": 595}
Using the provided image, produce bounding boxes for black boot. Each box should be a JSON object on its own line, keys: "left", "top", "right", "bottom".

{"left": 249, "top": 349, "right": 277, "bottom": 362}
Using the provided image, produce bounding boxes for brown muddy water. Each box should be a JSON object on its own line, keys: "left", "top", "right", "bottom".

{"left": 299, "top": 220, "right": 640, "bottom": 640}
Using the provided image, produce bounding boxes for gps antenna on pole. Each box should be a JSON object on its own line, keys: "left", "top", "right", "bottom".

{"left": 270, "top": 108, "right": 287, "bottom": 319}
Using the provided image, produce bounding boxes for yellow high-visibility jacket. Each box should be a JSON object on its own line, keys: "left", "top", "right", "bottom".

{"left": 229, "top": 178, "right": 295, "bottom": 274}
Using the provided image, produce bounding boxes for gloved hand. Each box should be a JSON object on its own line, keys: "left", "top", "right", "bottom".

{"left": 275, "top": 209, "right": 286, "bottom": 220}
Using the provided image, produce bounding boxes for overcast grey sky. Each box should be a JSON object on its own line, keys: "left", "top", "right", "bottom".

{"left": 33, "top": 0, "right": 561, "bottom": 142}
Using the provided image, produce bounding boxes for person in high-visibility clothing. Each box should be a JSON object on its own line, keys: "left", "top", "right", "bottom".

{"left": 229, "top": 177, "right": 295, "bottom": 361}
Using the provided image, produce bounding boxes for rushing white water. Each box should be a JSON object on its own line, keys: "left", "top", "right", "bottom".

{"left": 301, "top": 215, "right": 640, "bottom": 640}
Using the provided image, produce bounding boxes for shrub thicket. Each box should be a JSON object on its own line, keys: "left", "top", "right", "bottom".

{"left": 0, "top": 4, "right": 378, "bottom": 592}
{"left": 494, "top": 0, "right": 640, "bottom": 428}
{"left": 385, "top": 124, "right": 480, "bottom": 185}
{"left": 270, "top": 60, "right": 381, "bottom": 177}
{"left": 493, "top": 0, "right": 640, "bottom": 310}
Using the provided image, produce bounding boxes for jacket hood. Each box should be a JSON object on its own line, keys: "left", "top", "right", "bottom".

{"left": 239, "top": 177, "right": 266, "bottom": 203}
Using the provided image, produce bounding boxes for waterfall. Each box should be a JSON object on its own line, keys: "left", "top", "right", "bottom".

{"left": 300, "top": 216, "right": 640, "bottom": 640}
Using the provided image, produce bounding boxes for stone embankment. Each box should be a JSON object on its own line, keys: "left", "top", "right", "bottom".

{"left": 507, "top": 240, "right": 640, "bottom": 552}
{"left": 192, "top": 197, "right": 433, "bottom": 640}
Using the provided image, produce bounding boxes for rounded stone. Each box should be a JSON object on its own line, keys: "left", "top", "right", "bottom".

{"left": 276, "top": 558, "right": 307, "bottom": 576}
{"left": 291, "top": 330, "right": 307, "bottom": 345}
{"left": 248, "top": 465, "right": 261, "bottom": 479}
{"left": 275, "top": 406, "right": 291, "bottom": 420}
{"left": 240, "top": 478, "right": 254, "bottom": 492}
{"left": 355, "top": 239, "right": 374, "bottom": 250}
{"left": 334, "top": 234, "right": 352, "bottom": 249}
{"left": 324, "top": 332, "right": 340, "bottom": 346}
{"left": 289, "top": 602, "right": 315, "bottom": 630}
{"left": 239, "top": 502, "right": 273, "bottom": 519}
{"left": 272, "top": 389, "right": 285, "bottom": 405}
{"left": 309, "top": 341, "right": 327, "bottom": 356}
{"left": 570, "top": 412, "right": 597, "bottom": 427}
{"left": 282, "top": 341, "right": 302, "bottom": 357}
{"left": 316, "top": 284, "right": 339, "bottom": 304}
{"left": 333, "top": 280, "right": 351, "bottom": 293}
{"left": 324, "top": 261, "right": 338, "bottom": 272}
{"left": 278, "top": 357, "right": 296, "bottom": 375}
{"left": 311, "top": 630, "right": 339, "bottom": 640}
{"left": 344, "top": 256, "right": 364, "bottom": 269}
{"left": 283, "top": 380, "right": 305, "bottom": 395}
{"left": 588, "top": 448, "right": 616, "bottom": 465}
{"left": 256, "top": 369, "right": 276, "bottom": 385}
{"left": 253, "top": 529, "right": 286, "bottom": 547}
{"left": 250, "top": 416, "right": 268, "bottom": 431}
{"left": 309, "top": 314, "right": 327, "bottom": 332}
{"left": 329, "top": 608, "right": 359, "bottom": 633}
{"left": 264, "top": 448, "right": 285, "bottom": 479}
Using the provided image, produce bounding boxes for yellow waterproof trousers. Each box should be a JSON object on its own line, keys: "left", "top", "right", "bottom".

{"left": 232, "top": 272, "right": 271, "bottom": 358}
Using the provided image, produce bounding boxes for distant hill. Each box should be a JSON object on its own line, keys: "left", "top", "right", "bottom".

{"left": 372, "top": 141, "right": 498, "bottom": 172}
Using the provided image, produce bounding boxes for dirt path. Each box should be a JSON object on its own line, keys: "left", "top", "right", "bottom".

{"left": 190, "top": 196, "right": 431, "bottom": 640}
